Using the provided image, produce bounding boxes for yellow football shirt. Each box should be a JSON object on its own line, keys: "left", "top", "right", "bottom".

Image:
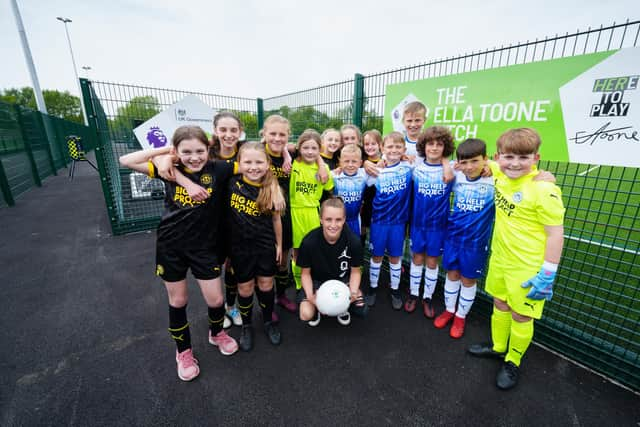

{"left": 289, "top": 160, "right": 334, "bottom": 208}
{"left": 489, "top": 162, "right": 565, "bottom": 269}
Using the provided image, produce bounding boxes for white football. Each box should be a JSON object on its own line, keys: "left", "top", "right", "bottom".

{"left": 315, "top": 280, "right": 351, "bottom": 316}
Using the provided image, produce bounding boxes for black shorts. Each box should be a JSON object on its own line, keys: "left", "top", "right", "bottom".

{"left": 216, "top": 222, "right": 231, "bottom": 262}
{"left": 156, "top": 245, "right": 221, "bottom": 282}
{"left": 231, "top": 247, "right": 277, "bottom": 283}
{"left": 281, "top": 206, "right": 293, "bottom": 251}
{"left": 360, "top": 186, "right": 376, "bottom": 228}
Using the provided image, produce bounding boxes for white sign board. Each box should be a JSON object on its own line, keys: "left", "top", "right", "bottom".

{"left": 133, "top": 95, "right": 215, "bottom": 149}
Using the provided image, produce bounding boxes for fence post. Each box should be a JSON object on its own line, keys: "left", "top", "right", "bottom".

{"left": 36, "top": 112, "right": 57, "bottom": 175}
{"left": 53, "top": 117, "right": 69, "bottom": 167}
{"left": 81, "top": 78, "right": 119, "bottom": 233}
{"left": 352, "top": 73, "right": 364, "bottom": 129}
{"left": 14, "top": 105, "right": 41, "bottom": 187}
{"left": 257, "top": 97, "right": 264, "bottom": 132}
{"left": 0, "top": 158, "right": 15, "bottom": 206}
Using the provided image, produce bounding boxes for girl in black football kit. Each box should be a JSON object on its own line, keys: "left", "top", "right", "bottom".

{"left": 119, "top": 125, "right": 240, "bottom": 382}
{"left": 228, "top": 142, "right": 285, "bottom": 351}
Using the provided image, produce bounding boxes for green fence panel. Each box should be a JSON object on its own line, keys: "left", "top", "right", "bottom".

{"left": 82, "top": 79, "right": 259, "bottom": 235}
{"left": 262, "top": 79, "right": 355, "bottom": 140}
{"left": 0, "top": 100, "right": 91, "bottom": 206}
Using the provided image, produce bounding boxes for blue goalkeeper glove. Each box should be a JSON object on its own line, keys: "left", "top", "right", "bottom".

{"left": 521, "top": 266, "right": 556, "bottom": 301}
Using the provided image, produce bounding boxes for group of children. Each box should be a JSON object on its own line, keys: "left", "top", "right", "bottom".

{"left": 119, "top": 101, "right": 565, "bottom": 391}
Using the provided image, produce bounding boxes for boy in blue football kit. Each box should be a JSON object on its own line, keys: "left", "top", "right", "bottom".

{"left": 331, "top": 144, "right": 369, "bottom": 236}
{"left": 406, "top": 126, "right": 455, "bottom": 316}
{"left": 366, "top": 132, "right": 413, "bottom": 308}
{"left": 434, "top": 139, "right": 495, "bottom": 338}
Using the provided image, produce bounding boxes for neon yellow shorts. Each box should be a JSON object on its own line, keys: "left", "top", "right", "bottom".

{"left": 484, "top": 259, "right": 545, "bottom": 320}
{"left": 291, "top": 207, "right": 320, "bottom": 248}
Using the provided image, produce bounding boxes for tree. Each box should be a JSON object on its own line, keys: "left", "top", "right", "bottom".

{"left": 110, "top": 96, "right": 161, "bottom": 139}
{"left": 0, "top": 87, "right": 83, "bottom": 123}
{"left": 236, "top": 111, "right": 258, "bottom": 139}
{"left": 265, "top": 105, "right": 343, "bottom": 138}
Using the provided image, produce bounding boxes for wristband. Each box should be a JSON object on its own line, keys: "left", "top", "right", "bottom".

{"left": 542, "top": 261, "right": 558, "bottom": 273}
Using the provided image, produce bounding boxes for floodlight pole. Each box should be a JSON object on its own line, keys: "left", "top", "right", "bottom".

{"left": 82, "top": 65, "right": 92, "bottom": 79}
{"left": 11, "top": 0, "right": 48, "bottom": 114}
{"left": 57, "top": 16, "right": 88, "bottom": 126}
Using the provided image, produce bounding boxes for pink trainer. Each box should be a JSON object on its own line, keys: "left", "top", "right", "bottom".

{"left": 209, "top": 330, "right": 239, "bottom": 355}
{"left": 176, "top": 348, "right": 200, "bottom": 381}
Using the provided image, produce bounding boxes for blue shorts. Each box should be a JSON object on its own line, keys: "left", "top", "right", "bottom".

{"left": 410, "top": 227, "right": 445, "bottom": 257}
{"left": 370, "top": 223, "right": 406, "bottom": 257}
{"left": 442, "top": 240, "right": 489, "bottom": 279}
{"left": 346, "top": 217, "right": 361, "bottom": 237}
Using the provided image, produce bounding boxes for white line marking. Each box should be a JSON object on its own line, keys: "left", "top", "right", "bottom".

{"left": 577, "top": 165, "right": 600, "bottom": 176}
{"left": 565, "top": 234, "right": 639, "bottom": 255}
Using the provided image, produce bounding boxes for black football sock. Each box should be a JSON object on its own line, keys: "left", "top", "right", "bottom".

{"left": 237, "top": 294, "right": 254, "bottom": 325}
{"left": 168, "top": 305, "right": 191, "bottom": 353}
{"left": 275, "top": 270, "right": 289, "bottom": 297}
{"left": 225, "top": 267, "right": 238, "bottom": 306}
{"left": 257, "top": 288, "right": 276, "bottom": 324}
{"left": 208, "top": 305, "right": 226, "bottom": 336}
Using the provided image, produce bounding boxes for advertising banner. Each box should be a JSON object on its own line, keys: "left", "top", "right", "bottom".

{"left": 384, "top": 48, "right": 639, "bottom": 167}
{"left": 133, "top": 95, "right": 215, "bottom": 149}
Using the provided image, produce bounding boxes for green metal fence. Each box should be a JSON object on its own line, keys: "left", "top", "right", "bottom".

{"left": 81, "top": 79, "right": 259, "bottom": 235}
{"left": 264, "top": 20, "right": 640, "bottom": 391}
{"left": 85, "top": 20, "right": 639, "bottom": 391}
{"left": 0, "top": 100, "right": 93, "bottom": 207}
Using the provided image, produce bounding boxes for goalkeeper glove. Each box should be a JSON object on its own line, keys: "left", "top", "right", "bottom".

{"left": 521, "top": 262, "right": 557, "bottom": 301}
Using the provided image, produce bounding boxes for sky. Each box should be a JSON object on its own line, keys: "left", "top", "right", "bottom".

{"left": 1, "top": 0, "right": 638, "bottom": 101}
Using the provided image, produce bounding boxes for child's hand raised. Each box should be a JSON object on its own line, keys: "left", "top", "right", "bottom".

{"left": 154, "top": 154, "right": 178, "bottom": 181}
{"left": 316, "top": 165, "right": 329, "bottom": 184}
{"left": 363, "top": 159, "right": 382, "bottom": 177}
{"left": 183, "top": 180, "right": 210, "bottom": 202}
{"left": 282, "top": 148, "right": 292, "bottom": 174}
{"left": 402, "top": 154, "right": 417, "bottom": 164}
{"left": 534, "top": 170, "right": 556, "bottom": 183}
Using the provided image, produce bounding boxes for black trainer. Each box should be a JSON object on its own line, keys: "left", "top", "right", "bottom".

{"left": 239, "top": 325, "right": 254, "bottom": 352}
{"left": 496, "top": 361, "right": 519, "bottom": 390}
{"left": 365, "top": 287, "right": 377, "bottom": 307}
{"left": 468, "top": 342, "right": 506, "bottom": 359}
{"left": 264, "top": 321, "right": 281, "bottom": 345}
{"left": 390, "top": 289, "right": 403, "bottom": 310}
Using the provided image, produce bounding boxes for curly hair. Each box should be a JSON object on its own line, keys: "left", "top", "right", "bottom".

{"left": 416, "top": 126, "right": 455, "bottom": 158}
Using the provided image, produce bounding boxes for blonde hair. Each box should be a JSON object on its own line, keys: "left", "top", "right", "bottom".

{"left": 263, "top": 115, "right": 291, "bottom": 135}
{"left": 340, "top": 143, "right": 362, "bottom": 159}
{"left": 496, "top": 128, "right": 541, "bottom": 155}
{"left": 321, "top": 128, "right": 341, "bottom": 140}
{"left": 382, "top": 131, "right": 405, "bottom": 147}
{"left": 320, "top": 196, "right": 346, "bottom": 217}
{"left": 237, "top": 142, "right": 285, "bottom": 214}
{"left": 403, "top": 101, "right": 427, "bottom": 118}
